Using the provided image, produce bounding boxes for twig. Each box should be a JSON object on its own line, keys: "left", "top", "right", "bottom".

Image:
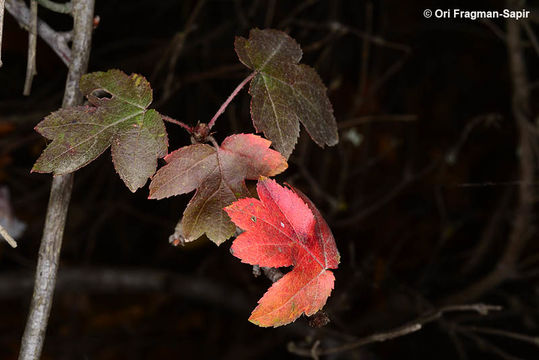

{"left": 160, "top": 0, "right": 206, "bottom": 102}
{"left": 277, "top": 0, "right": 319, "bottom": 28}
{"left": 479, "top": 19, "right": 509, "bottom": 43}
{"left": 5, "top": 0, "right": 72, "bottom": 66}
{"left": 22, "top": 0, "right": 37, "bottom": 96}
{"left": 445, "top": 0, "right": 534, "bottom": 304}
{"left": 461, "top": 188, "right": 513, "bottom": 274}
{"left": 207, "top": 71, "right": 255, "bottom": 129}
{"left": 0, "top": 223, "right": 17, "bottom": 248}
{"left": 263, "top": 0, "right": 275, "bottom": 27}
{"left": 294, "top": 20, "right": 411, "bottom": 53}
{"left": 335, "top": 162, "right": 436, "bottom": 228}
{"left": 161, "top": 115, "right": 192, "bottom": 132}
{"left": 288, "top": 304, "right": 502, "bottom": 357}
{"left": 354, "top": 1, "right": 372, "bottom": 112}
{"left": 18, "top": 1, "right": 94, "bottom": 359}
{"left": 522, "top": 20, "right": 539, "bottom": 58}
{"left": 461, "top": 325, "right": 539, "bottom": 347}
{"left": 459, "top": 331, "right": 526, "bottom": 360}
{"left": 0, "top": 0, "right": 4, "bottom": 67}
{"left": 261, "top": 267, "right": 284, "bottom": 283}
{"left": 445, "top": 113, "right": 502, "bottom": 165}
{"left": 36, "top": 0, "right": 72, "bottom": 14}
{"left": 291, "top": 157, "right": 340, "bottom": 210}
{"left": 0, "top": 268, "right": 250, "bottom": 311}
{"left": 338, "top": 114, "right": 417, "bottom": 129}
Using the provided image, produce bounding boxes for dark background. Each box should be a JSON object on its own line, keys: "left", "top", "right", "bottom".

{"left": 1, "top": 0, "right": 539, "bottom": 359}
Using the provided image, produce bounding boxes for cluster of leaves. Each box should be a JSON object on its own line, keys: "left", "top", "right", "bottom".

{"left": 32, "top": 29, "right": 340, "bottom": 327}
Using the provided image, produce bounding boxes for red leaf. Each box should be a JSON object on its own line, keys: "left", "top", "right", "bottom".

{"left": 148, "top": 134, "right": 287, "bottom": 245}
{"left": 225, "top": 179, "right": 339, "bottom": 327}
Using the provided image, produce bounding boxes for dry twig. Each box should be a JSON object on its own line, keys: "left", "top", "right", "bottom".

{"left": 0, "top": 223, "right": 17, "bottom": 248}
{"left": 288, "top": 304, "right": 502, "bottom": 358}
{"left": 22, "top": 0, "right": 37, "bottom": 95}
{"left": 36, "top": 0, "right": 72, "bottom": 14}
{"left": 5, "top": 0, "right": 72, "bottom": 65}
{"left": 0, "top": 0, "right": 4, "bottom": 67}
{"left": 445, "top": 0, "right": 534, "bottom": 304}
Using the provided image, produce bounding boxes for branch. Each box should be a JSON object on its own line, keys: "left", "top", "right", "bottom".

{"left": 288, "top": 304, "right": 502, "bottom": 358}
{"left": 22, "top": 0, "right": 37, "bottom": 95}
{"left": 0, "top": 268, "right": 250, "bottom": 312}
{"left": 0, "top": 223, "right": 17, "bottom": 248}
{"left": 522, "top": 20, "right": 539, "bottom": 58}
{"left": 160, "top": 0, "right": 205, "bottom": 102}
{"left": 460, "top": 325, "right": 539, "bottom": 348}
{"left": 445, "top": 0, "right": 534, "bottom": 304}
{"left": 261, "top": 267, "right": 284, "bottom": 283}
{"left": 5, "top": 0, "right": 72, "bottom": 66}
{"left": 335, "top": 162, "right": 436, "bottom": 228}
{"left": 0, "top": 0, "right": 4, "bottom": 67}
{"left": 36, "top": 0, "right": 72, "bottom": 14}
{"left": 18, "top": 1, "right": 94, "bottom": 359}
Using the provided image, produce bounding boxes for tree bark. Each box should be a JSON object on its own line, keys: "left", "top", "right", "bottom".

{"left": 18, "top": 1, "right": 94, "bottom": 359}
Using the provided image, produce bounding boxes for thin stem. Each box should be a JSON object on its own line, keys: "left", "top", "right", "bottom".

{"left": 461, "top": 325, "right": 539, "bottom": 347}
{"left": 207, "top": 71, "right": 255, "bottom": 130}
{"left": 444, "top": 0, "right": 534, "bottom": 305}
{"left": 161, "top": 0, "right": 206, "bottom": 102}
{"left": 18, "top": 0, "right": 94, "bottom": 359}
{"left": 0, "top": 0, "right": 4, "bottom": 67}
{"left": 0, "top": 224, "right": 18, "bottom": 248}
{"left": 23, "top": 0, "right": 37, "bottom": 95}
{"left": 208, "top": 136, "right": 219, "bottom": 149}
{"left": 161, "top": 115, "right": 192, "bottom": 132}
{"left": 36, "top": 0, "right": 71, "bottom": 14}
{"left": 5, "top": 0, "right": 72, "bottom": 65}
{"left": 288, "top": 304, "right": 502, "bottom": 358}
{"left": 523, "top": 20, "right": 539, "bottom": 58}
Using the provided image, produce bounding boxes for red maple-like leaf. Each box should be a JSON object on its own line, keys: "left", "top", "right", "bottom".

{"left": 225, "top": 179, "right": 339, "bottom": 327}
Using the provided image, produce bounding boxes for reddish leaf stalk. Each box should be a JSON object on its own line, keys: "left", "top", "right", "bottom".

{"left": 207, "top": 71, "right": 255, "bottom": 129}
{"left": 161, "top": 115, "right": 193, "bottom": 132}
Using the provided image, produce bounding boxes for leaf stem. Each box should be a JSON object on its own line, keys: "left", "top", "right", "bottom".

{"left": 208, "top": 136, "right": 219, "bottom": 149}
{"left": 161, "top": 115, "right": 193, "bottom": 133}
{"left": 0, "top": 224, "right": 18, "bottom": 248}
{"left": 207, "top": 71, "right": 255, "bottom": 130}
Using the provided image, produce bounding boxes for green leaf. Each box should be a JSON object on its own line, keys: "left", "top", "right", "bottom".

{"left": 235, "top": 29, "right": 338, "bottom": 158}
{"left": 32, "top": 70, "right": 168, "bottom": 192}
{"left": 148, "top": 134, "right": 288, "bottom": 245}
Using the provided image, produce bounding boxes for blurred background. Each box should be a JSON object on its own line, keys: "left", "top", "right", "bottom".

{"left": 1, "top": 0, "right": 539, "bottom": 358}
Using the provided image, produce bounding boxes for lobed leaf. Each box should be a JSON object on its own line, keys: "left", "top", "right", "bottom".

{"left": 32, "top": 70, "right": 168, "bottom": 192}
{"left": 148, "top": 134, "right": 287, "bottom": 245}
{"left": 235, "top": 29, "right": 338, "bottom": 158}
{"left": 225, "top": 179, "right": 340, "bottom": 327}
